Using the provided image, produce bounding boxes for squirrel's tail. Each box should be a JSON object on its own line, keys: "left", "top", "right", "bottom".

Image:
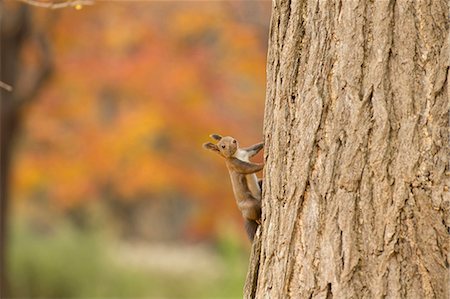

{"left": 244, "top": 219, "right": 259, "bottom": 241}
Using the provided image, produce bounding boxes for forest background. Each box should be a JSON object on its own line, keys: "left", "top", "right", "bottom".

{"left": 3, "top": 1, "right": 271, "bottom": 298}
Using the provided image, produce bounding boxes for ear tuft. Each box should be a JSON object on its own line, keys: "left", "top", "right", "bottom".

{"left": 210, "top": 134, "right": 222, "bottom": 141}
{"left": 203, "top": 142, "right": 219, "bottom": 152}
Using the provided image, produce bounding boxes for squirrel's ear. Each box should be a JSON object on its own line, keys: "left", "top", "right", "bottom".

{"left": 210, "top": 134, "right": 222, "bottom": 141}
{"left": 203, "top": 142, "right": 219, "bottom": 152}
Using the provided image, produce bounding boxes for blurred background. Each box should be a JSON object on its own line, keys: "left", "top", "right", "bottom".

{"left": 1, "top": 1, "right": 271, "bottom": 298}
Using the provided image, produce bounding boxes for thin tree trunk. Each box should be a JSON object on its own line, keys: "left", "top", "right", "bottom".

{"left": 245, "top": 0, "right": 449, "bottom": 298}
{"left": 1, "top": 3, "right": 51, "bottom": 296}
{"left": 0, "top": 6, "right": 28, "bottom": 295}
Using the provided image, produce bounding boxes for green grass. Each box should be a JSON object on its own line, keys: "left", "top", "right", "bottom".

{"left": 7, "top": 219, "right": 249, "bottom": 299}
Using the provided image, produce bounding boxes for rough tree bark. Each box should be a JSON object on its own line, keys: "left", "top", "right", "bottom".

{"left": 245, "top": 0, "right": 449, "bottom": 298}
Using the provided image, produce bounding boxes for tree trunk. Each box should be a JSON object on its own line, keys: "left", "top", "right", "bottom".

{"left": 1, "top": 3, "right": 51, "bottom": 296}
{"left": 245, "top": 0, "right": 449, "bottom": 298}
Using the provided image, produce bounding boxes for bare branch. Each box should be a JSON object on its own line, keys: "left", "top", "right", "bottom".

{"left": 0, "top": 81, "right": 13, "bottom": 92}
{"left": 19, "top": 0, "right": 94, "bottom": 9}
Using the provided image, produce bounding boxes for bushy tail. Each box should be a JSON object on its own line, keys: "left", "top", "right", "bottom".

{"left": 244, "top": 219, "right": 259, "bottom": 241}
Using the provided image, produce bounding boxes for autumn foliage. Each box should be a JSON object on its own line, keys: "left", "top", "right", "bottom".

{"left": 11, "top": 2, "right": 271, "bottom": 240}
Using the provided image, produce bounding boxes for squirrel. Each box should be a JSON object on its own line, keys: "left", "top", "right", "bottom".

{"left": 203, "top": 134, "right": 264, "bottom": 241}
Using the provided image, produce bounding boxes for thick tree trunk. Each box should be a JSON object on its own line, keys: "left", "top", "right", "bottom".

{"left": 245, "top": 0, "right": 449, "bottom": 298}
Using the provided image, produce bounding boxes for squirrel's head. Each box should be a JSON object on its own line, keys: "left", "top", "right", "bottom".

{"left": 203, "top": 134, "right": 239, "bottom": 158}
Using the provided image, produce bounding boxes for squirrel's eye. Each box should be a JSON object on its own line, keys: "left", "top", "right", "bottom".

{"left": 233, "top": 140, "right": 236, "bottom": 144}
{"left": 221, "top": 145, "right": 226, "bottom": 149}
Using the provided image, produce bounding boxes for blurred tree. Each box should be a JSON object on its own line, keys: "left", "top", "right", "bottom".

{"left": 10, "top": 2, "right": 271, "bottom": 242}
{"left": 2, "top": 1, "right": 273, "bottom": 298}
{"left": 1, "top": 2, "right": 52, "bottom": 296}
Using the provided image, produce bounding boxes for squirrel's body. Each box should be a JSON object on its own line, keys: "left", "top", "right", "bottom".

{"left": 224, "top": 157, "right": 262, "bottom": 222}
{"left": 203, "top": 134, "right": 264, "bottom": 241}
{"left": 232, "top": 148, "right": 261, "bottom": 201}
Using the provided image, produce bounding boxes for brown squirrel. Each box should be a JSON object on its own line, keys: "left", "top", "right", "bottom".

{"left": 203, "top": 134, "right": 264, "bottom": 240}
